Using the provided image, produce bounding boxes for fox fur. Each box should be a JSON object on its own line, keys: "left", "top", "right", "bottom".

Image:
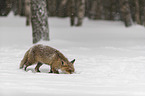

{"left": 20, "top": 44, "right": 75, "bottom": 74}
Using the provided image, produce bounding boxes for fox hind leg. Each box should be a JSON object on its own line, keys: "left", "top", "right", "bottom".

{"left": 35, "top": 62, "right": 43, "bottom": 72}
{"left": 49, "top": 65, "right": 53, "bottom": 73}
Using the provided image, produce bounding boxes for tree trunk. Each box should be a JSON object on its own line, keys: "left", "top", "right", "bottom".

{"left": 85, "top": 0, "right": 91, "bottom": 18}
{"left": 138, "top": 0, "right": 144, "bottom": 25}
{"left": 89, "top": 0, "right": 97, "bottom": 19}
{"left": 17, "top": 0, "right": 25, "bottom": 16}
{"left": 144, "top": 1, "right": 145, "bottom": 26}
{"left": 120, "top": 0, "right": 132, "bottom": 27}
{"left": 65, "top": 1, "right": 71, "bottom": 17}
{"left": 76, "top": 0, "right": 85, "bottom": 26}
{"left": 18, "top": 0, "right": 22, "bottom": 15}
{"left": 135, "top": 0, "right": 141, "bottom": 24}
{"left": 0, "top": 0, "right": 12, "bottom": 16}
{"left": 25, "top": 0, "right": 31, "bottom": 26}
{"left": 12, "top": 0, "right": 19, "bottom": 15}
{"left": 58, "top": 0, "right": 68, "bottom": 17}
{"left": 47, "top": 0, "right": 57, "bottom": 16}
{"left": 103, "top": 0, "right": 111, "bottom": 20}
{"left": 5, "top": 0, "right": 13, "bottom": 16}
{"left": 109, "top": 0, "right": 116, "bottom": 20}
{"left": 96, "top": 0, "right": 103, "bottom": 19}
{"left": 20, "top": 0, "right": 26, "bottom": 16}
{"left": 31, "top": 0, "right": 49, "bottom": 44}
{"left": 70, "top": 0, "right": 75, "bottom": 26}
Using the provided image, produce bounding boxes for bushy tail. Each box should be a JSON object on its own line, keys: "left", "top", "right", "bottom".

{"left": 19, "top": 49, "right": 30, "bottom": 69}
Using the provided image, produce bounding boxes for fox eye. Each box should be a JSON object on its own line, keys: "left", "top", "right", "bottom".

{"left": 61, "top": 61, "right": 64, "bottom": 65}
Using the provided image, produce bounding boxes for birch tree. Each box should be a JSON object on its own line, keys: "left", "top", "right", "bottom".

{"left": 31, "top": 0, "right": 49, "bottom": 44}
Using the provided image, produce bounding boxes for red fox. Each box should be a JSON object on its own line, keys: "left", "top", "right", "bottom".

{"left": 20, "top": 44, "right": 75, "bottom": 74}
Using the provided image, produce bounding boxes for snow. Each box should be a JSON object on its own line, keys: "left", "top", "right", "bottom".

{"left": 1, "top": 13, "right": 145, "bottom": 96}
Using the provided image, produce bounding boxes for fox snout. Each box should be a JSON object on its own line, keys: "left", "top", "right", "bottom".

{"left": 61, "top": 67, "right": 75, "bottom": 74}
{"left": 65, "top": 71, "right": 73, "bottom": 74}
{"left": 66, "top": 68, "right": 75, "bottom": 74}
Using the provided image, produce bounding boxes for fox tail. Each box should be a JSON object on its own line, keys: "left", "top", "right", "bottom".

{"left": 19, "top": 49, "right": 30, "bottom": 69}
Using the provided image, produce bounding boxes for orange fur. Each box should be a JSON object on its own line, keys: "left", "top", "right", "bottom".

{"left": 20, "top": 44, "right": 75, "bottom": 74}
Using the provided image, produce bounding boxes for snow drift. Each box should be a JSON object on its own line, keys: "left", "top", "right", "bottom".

{"left": 1, "top": 13, "right": 145, "bottom": 96}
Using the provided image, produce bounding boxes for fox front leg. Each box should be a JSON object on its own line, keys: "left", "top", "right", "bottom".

{"left": 49, "top": 69, "right": 53, "bottom": 73}
{"left": 35, "top": 62, "right": 43, "bottom": 72}
{"left": 49, "top": 65, "right": 53, "bottom": 73}
{"left": 52, "top": 67, "right": 59, "bottom": 74}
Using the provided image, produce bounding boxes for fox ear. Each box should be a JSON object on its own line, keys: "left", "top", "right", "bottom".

{"left": 71, "top": 59, "right": 75, "bottom": 64}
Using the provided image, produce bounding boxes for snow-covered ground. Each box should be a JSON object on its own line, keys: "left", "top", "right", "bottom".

{"left": 1, "top": 13, "right": 145, "bottom": 96}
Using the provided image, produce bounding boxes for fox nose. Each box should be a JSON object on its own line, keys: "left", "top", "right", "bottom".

{"left": 67, "top": 70, "right": 72, "bottom": 74}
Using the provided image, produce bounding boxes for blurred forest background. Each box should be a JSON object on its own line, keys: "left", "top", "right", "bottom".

{"left": 0, "top": 0, "right": 145, "bottom": 43}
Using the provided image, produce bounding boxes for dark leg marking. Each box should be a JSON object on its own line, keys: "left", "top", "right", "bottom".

{"left": 35, "top": 62, "right": 43, "bottom": 72}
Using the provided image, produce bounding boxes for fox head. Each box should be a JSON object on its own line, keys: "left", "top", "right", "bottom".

{"left": 60, "top": 59, "right": 75, "bottom": 74}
